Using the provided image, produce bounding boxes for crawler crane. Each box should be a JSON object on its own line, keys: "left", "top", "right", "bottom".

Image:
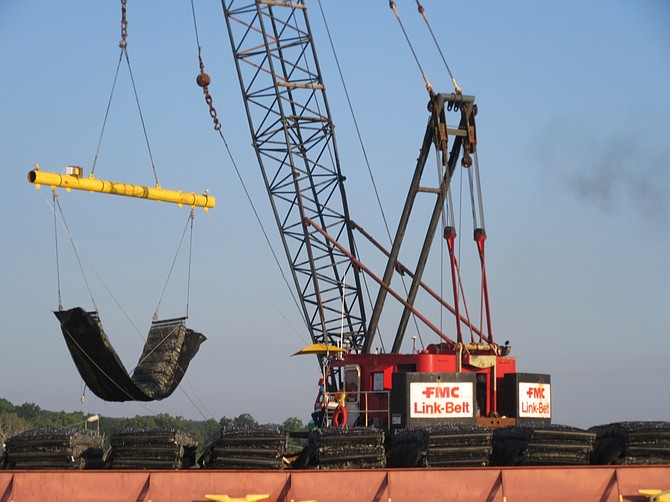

{"left": 221, "top": 0, "right": 551, "bottom": 440}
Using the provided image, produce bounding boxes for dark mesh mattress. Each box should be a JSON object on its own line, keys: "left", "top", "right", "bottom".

{"left": 55, "top": 307, "right": 206, "bottom": 402}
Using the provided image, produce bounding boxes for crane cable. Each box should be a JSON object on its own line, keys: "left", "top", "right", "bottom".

{"left": 387, "top": 0, "right": 451, "bottom": 345}
{"left": 470, "top": 150, "right": 491, "bottom": 339}
{"left": 315, "top": 0, "right": 392, "bottom": 258}
{"left": 317, "top": 0, "right": 424, "bottom": 350}
{"left": 52, "top": 188, "right": 64, "bottom": 311}
{"left": 409, "top": 1, "right": 483, "bottom": 339}
{"left": 45, "top": 166, "right": 205, "bottom": 412}
{"left": 152, "top": 208, "right": 195, "bottom": 321}
{"left": 47, "top": 186, "right": 197, "bottom": 343}
{"left": 45, "top": 190, "right": 157, "bottom": 407}
{"left": 49, "top": 189, "right": 99, "bottom": 316}
{"left": 285, "top": 3, "right": 385, "bottom": 350}
{"left": 49, "top": 190, "right": 211, "bottom": 419}
{"left": 91, "top": 0, "right": 160, "bottom": 187}
{"left": 436, "top": 150, "right": 451, "bottom": 334}
{"left": 190, "top": 0, "right": 221, "bottom": 133}
{"left": 414, "top": 1, "right": 462, "bottom": 94}
{"left": 389, "top": 1, "right": 433, "bottom": 96}
{"left": 437, "top": 163, "right": 478, "bottom": 344}
{"left": 188, "top": 0, "right": 306, "bottom": 329}
{"left": 45, "top": 1, "right": 210, "bottom": 420}
{"left": 205, "top": 212, "right": 309, "bottom": 346}
{"left": 309, "top": 1, "right": 387, "bottom": 238}
{"left": 43, "top": 189, "right": 149, "bottom": 347}
{"left": 416, "top": 0, "right": 489, "bottom": 336}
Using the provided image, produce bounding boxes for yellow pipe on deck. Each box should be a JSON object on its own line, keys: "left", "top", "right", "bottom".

{"left": 27, "top": 167, "right": 215, "bottom": 209}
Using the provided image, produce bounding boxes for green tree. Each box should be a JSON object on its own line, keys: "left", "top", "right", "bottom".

{"left": 219, "top": 416, "right": 234, "bottom": 430}
{"left": 31, "top": 410, "right": 87, "bottom": 430}
{"left": 233, "top": 413, "right": 258, "bottom": 429}
{"left": 154, "top": 413, "right": 187, "bottom": 431}
{"left": 0, "top": 412, "right": 28, "bottom": 444}
{"left": 15, "top": 402, "right": 42, "bottom": 421}
{"left": 1, "top": 397, "right": 314, "bottom": 456}
{"left": 126, "top": 415, "right": 158, "bottom": 430}
{"left": 0, "top": 398, "right": 15, "bottom": 414}
{"left": 281, "top": 417, "right": 305, "bottom": 432}
{"left": 189, "top": 418, "right": 220, "bottom": 449}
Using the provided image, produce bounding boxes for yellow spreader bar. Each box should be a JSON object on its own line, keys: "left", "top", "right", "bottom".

{"left": 27, "top": 165, "right": 215, "bottom": 210}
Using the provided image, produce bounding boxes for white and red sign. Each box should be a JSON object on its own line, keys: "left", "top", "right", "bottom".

{"left": 518, "top": 382, "right": 551, "bottom": 418}
{"left": 409, "top": 382, "right": 474, "bottom": 418}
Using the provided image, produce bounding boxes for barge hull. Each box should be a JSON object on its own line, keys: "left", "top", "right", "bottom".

{"left": 2, "top": 466, "right": 669, "bottom": 501}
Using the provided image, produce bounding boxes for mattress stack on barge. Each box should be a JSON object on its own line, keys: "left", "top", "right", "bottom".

{"left": 590, "top": 421, "right": 670, "bottom": 465}
{"left": 491, "top": 424, "right": 595, "bottom": 466}
{"left": 198, "top": 428, "right": 287, "bottom": 470}
{"left": 1, "top": 428, "right": 103, "bottom": 470}
{"left": 294, "top": 427, "right": 386, "bottom": 469}
{"left": 108, "top": 428, "right": 197, "bottom": 469}
{"left": 388, "top": 425, "right": 493, "bottom": 468}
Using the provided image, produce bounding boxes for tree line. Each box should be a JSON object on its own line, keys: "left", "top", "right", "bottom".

{"left": 0, "top": 397, "right": 306, "bottom": 453}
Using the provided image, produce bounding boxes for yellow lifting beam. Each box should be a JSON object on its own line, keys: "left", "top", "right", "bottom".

{"left": 27, "top": 165, "right": 215, "bottom": 209}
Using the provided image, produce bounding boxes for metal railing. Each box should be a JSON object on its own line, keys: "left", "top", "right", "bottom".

{"left": 322, "top": 390, "right": 391, "bottom": 428}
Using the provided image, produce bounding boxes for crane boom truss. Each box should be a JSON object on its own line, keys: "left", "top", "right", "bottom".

{"left": 221, "top": 0, "right": 368, "bottom": 351}
{"left": 365, "top": 93, "right": 479, "bottom": 353}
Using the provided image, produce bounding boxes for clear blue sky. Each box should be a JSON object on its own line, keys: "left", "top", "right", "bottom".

{"left": 1, "top": 1, "right": 669, "bottom": 428}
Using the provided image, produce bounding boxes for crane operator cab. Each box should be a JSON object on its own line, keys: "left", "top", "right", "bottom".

{"left": 312, "top": 364, "right": 364, "bottom": 428}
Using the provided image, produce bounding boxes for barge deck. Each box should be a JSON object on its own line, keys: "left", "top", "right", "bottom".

{"left": 2, "top": 465, "right": 669, "bottom": 501}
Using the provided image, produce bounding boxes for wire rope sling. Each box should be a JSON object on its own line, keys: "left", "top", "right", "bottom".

{"left": 51, "top": 204, "right": 206, "bottom": 403}
{"left": 28, "top": 0, "right": 210, "bottom": 402}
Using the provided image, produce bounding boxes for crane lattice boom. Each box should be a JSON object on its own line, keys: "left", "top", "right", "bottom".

{"left": 222, "top": 0, "right": 368, "bottom": 351}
